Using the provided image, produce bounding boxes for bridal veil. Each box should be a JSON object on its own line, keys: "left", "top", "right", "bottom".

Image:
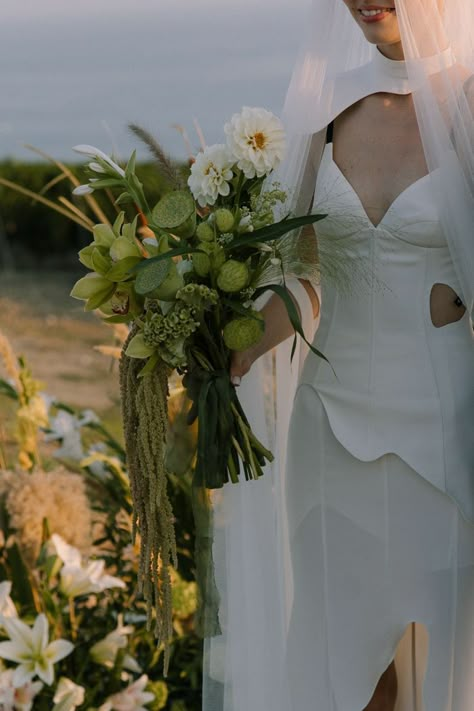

{"left": 200, "top": 1, "right": 474, "bottom": 709}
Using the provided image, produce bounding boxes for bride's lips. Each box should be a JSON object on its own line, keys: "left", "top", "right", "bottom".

{"left": 358, "top": 5, "right": 395, "bottom": 23}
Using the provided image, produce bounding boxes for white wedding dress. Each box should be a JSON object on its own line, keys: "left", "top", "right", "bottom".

{"left": 283, "top": 136, "right": 474, "bottom": 710}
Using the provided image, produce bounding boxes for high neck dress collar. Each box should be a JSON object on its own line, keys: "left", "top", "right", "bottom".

{"left": 373, "top": 45, "right": 456, "bottom": 84}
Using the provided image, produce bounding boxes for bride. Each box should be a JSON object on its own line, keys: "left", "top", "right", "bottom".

{"left": 203, "top": 0, "right": 474, "bottom": 709}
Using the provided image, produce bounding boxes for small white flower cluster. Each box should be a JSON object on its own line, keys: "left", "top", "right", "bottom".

{"left": 188, "top": 107, "right": 286, "bottom": 207}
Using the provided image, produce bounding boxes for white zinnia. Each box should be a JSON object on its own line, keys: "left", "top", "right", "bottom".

{"left": 224, "top": 106, "right": 286, "bottom": 178}
{"left": 0, "top": 614, "right": 73, "bottom": 687}
{"left": 188, "top": 144, "right": 234, "bottom": 207}
{"left": 51, "top": 534, "right": 126, "bottom": 598}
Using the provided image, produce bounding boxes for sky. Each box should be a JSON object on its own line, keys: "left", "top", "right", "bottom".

{"left": 0, "top": 0, "right": 310, "bottom": 164}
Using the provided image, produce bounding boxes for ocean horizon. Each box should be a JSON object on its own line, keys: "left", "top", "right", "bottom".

{"left": 0, "top": 2, "right": 307, "bottom": 164}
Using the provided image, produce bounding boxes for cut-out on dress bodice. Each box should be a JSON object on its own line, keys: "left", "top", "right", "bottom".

{"left": 300, "top": 141, "right": 474, "bottom": 521}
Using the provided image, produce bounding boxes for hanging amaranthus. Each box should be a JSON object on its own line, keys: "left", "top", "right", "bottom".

{"left": 119, "top": 326, "right": 177, "bottom": 676}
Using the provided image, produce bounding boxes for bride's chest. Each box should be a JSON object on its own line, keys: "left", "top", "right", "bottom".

{"left": 331, "top": 97, "right": 429, "bottom": 228}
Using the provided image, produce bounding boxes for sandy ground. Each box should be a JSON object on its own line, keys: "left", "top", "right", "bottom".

{"left": 0, "top": 270, "right": 122, "bottom": 416}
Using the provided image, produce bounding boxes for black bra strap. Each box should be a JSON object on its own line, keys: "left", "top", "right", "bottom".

{"left": 326, "top": 120, "right": 334, "bottom": 144}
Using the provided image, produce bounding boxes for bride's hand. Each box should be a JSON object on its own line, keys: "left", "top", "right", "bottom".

{"left": 229, "top": 348, "right": 255, "bottom": 386}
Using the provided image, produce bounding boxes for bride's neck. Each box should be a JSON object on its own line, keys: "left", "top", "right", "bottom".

{"left": 376, "top": 41, "right": 405, "bottom": 61}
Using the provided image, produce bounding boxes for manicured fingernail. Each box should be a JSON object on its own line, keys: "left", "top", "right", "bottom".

{"left": 231, "top": 376, "right": 241, "bottom": 386}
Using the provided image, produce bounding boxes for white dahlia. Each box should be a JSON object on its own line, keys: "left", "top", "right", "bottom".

{"left": 188, "top": 144, "right": 234, "bottom": 207}
{"left": 224, "top": 107, "right": 286, "bottom": 179}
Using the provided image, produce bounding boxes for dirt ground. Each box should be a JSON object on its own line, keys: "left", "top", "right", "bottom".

{"left": 0, "top": 269, "right": 122, "bottom": 422}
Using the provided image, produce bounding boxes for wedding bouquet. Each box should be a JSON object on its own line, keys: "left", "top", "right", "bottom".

{"left": 70, "top": 106, "right": 326, "bottom": 673}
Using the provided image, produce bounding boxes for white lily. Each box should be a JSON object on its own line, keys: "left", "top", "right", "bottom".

{"left": 44, "top": 409, "right": 99, "bottom": 461}
{"left": 90, "top": 615, "right": 140, "bottom": 673}
{"left": 52, "top": 676, "right": 85, "bottom": 711}
{"left": 51, "top": 534, "right": 126, "bottom": 598}
{"left": 0, "top": 614, "right": 73, "bottom": 687}
{"left": 98, "top": 674, "right": 155, "bottom": 711}
{"left": 0, "top": 582, "right": 17, "bottom": 620}
{"left": 73, "top": 145, "right": 126, "bottom": 178}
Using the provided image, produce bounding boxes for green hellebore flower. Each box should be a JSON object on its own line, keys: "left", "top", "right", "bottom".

{"left": 91, "top": 246, "right": 112, "bottom": 276}
{"left": 93, "top": 223, "right": 116, "bottom": 248}
{"left": 109, "top": 236, "right": 141, "bottom": 262}
{"left": 70, "top": 273, "right": 116, "bottom": 311}
{"left": 216, "top": 259, "right": 249, "bottom": 293}
{"left": 78, "top": 244, "right": 96, "bottom": 270}
{"left": 214, "top": 208, "right": 235, "bottom": 233}
{"left": 223, "top": 312, "right": 265, "bottom": 351}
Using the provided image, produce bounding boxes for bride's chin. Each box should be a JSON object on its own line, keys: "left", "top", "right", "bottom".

{"left": 358, "top": 23, "right": 401, "bottom": 45}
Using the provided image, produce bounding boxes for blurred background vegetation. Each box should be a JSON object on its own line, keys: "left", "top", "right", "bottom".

{"left": 0, "top": 160, "right": 181, "bottom": 270}
{"left": 0, "top": 156, "right": 206, "bottom": 709}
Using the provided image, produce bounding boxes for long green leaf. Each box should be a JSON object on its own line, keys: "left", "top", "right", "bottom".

{"left": 130, "top": 246, "right": 205, "bottom": 272}
{"left": 230, "top": 213, "right": 327, "bottom": 249}
{"left": 257, "top": 283, "right": 330, "bottom": 366}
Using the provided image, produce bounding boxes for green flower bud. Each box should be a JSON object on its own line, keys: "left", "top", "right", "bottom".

{"left": 223, "top": 312, "right": 264, "bottom": 351}
{"left": 214, "top": 208, "right": 235, "bottom": 233}
{"left": 196, "top": 222, "right": 215, "bottom": 242}
{"left": 217, "top": 259, "right": 249, "bottom": 293}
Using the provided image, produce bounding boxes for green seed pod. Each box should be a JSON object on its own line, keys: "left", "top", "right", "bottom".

{"left": 214, "top": 208, "right": 235, "bottom": 233}
{"left": 223, "top": 312, "right": 265, "bottom": 351}
{"left": 196, "top": 222, "right": 215, "bottom": 242}
{"left": 192, "top": 250, "right": 211, "bottom": 277}
{"left": 216, "top": 259, "right": 249, "bottom": 293}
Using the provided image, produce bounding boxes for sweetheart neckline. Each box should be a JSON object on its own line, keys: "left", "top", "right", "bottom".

{"left": 326, "top": 142, "right": 432, "bottom": 230}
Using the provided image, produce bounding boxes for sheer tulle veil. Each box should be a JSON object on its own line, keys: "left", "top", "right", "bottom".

{"left": 201, "top": 1, "right": 474, "bottom": 709}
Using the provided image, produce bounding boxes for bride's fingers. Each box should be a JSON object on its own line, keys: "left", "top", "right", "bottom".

{"left": 229, "top": 351, "right": 253, "bottom": 385}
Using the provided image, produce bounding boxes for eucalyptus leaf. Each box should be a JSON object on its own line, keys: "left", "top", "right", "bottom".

{"left": 134, "top": 259, "right": 172, "bottom": 295}
{"left": 152, "top": 190, "right": 195, "bottom": 230}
